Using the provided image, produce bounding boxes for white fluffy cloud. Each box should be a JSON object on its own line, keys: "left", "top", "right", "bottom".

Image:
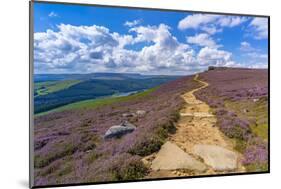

{"left": 197, "top": 47, "right": 233, "bottom": 66}
{"left": 178, "top": 14, "right": 248, "bottom": 34}
{"left": 187, "top": 33, "right": 218, "bottom": 48}
{"left": 240, "top": 41, "right": 267, "bottom": 59}
{"left": 130, "top": 24, "right": 197, "bottom": 73}
{"left": 249, "top": 17, "right": 268, "bottom": 39}
{"left": 34, "top": 23, "right": 240, "bottom": 75}
{"left": 48, "top": 11, "right": 58, "bottom": 17}
{"left": 34, "top": 24, "right": 127, "bottom": 73}
{"left": 178, "top": 14, "right": 219, "bottom": 30}
{"left": 240, "top": 41, "right": 254, "bottom": 52}
{"left": 239, "top": 41, "right": 268, "bottom": 68}
{"left": 247, "top": 52, "right": 268, "bottom": 59}
{"left": 124, "top": 19, "right": 142, "bottom": 27}
{"left": 218, "top": 16, "right": 247, "bottom": 27}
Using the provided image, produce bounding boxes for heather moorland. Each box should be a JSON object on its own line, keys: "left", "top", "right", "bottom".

{"left": 33, "top": 67, "right": 268, "bottom": 186}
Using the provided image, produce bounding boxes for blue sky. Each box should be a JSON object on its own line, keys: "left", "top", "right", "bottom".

{"left": 33, "top": 2, "right": 268, "bottom": 75}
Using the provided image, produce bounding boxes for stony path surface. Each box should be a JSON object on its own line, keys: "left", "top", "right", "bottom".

{"left": 142, "top": 74, "right": 245, "bottom": 178}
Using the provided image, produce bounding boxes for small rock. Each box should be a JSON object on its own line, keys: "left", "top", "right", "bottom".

{"left": 136, "top": 110, "right": 146, "bottom": 116}
{"left": 243, "top": 109, "right": 249, "bottom": 113}
{"left": 253, "top": 98, "right": 259, "bottom": 102}
{"left": 35, "top": 139, "right": 49, "bottom": 150}
{"left": 141, "top": 158, "right": 151, "bottom": 167}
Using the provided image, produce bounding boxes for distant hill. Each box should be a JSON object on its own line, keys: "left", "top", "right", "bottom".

{"left": 34, "top": 73, "right": 181, "bottom": 113}
{"left": 34, "top": 72, "right": 179, "bottom": 82}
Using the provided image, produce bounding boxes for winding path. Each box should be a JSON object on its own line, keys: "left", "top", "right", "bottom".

{"left": 142, "top": 74, "right": 245, "bottom": 178}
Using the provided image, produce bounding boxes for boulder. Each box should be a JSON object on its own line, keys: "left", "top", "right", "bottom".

{"left": 104, "top": 121, "right": 136, "bottom": 139}
{"left": 151, "top": 142, "right": 207, "bottom": 172}
{"left": 193, "top": 144, "right": 238, "bottom": 171}
{"left": 136, "top": 110, "right": 146, "bottom": 116}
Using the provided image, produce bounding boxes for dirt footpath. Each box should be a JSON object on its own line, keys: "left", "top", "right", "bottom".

{"left": 143, "top": 74, "right": 245, "bottom": 178}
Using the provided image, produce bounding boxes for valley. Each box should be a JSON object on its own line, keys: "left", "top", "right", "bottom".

{"left": 34, "top": 73, "right": 179, "bottom": 114}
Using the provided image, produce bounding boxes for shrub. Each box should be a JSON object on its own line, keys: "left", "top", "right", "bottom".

{"left": 242, "top": 138, "right": 268, "bottom": 166}
{"left": 110, "top": 154, "right": 148, "bottom": 180}
{"left": 113, "top": 159, "right": 148, "bottom": 180}
{"left": 129, "top": 113, "right": 178, "bottom": 157}
{"left": 128, "top": 136, "right": 164, "bottom": 156}
{"left": 158, "top": 121, "right": 176, "bottom": 138}
{"left": 170, "top": 111, "right": 180, "bottom": 122}
{"left": 217, "top": 113, "right": 251, "bottom": 141}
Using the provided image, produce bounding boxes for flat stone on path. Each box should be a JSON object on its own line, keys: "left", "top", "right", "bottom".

{"left": 193, "top": 144, "right": 238, "bottom": 171}
{"left": 151, "top": 141, "right": 207, "bottom": 172}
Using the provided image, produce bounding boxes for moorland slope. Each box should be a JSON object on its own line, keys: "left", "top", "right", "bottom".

{"left": 33, "top": 68, "right": 268, "bottom": 186}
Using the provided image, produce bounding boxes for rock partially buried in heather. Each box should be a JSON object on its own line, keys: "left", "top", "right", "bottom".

{"left": 122, "top": 110, "right": 146, "bottom": 118}
{"left": 136, "top": 110, "right": 146, "bottom": 116}
{"left": 121, "top": 120, "right": 137, "bottom": 128}
{"left": 253, "top": 98, "right": 259, "bottom": 102}
{"left": 151, "top": 141, "right": 207, "bottom": 172}
{"left": 193, "top": 144, "right": 238, "bottom": 171}
{"left": 104, "top": 121, "right": 136, "bottom": 139}
{"left": 122, "top": 113, "right": 136, "bottom": 118}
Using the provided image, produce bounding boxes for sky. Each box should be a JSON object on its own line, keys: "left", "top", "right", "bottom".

{"left": 33, "top": 2, "right": 269, "bottom": 75}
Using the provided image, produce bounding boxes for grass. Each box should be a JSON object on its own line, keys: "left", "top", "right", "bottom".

{"left": 222, "top": 97, "right": 268, "bottom": 172}
{"left": 245, "top": 163, "right": 268, "bottom": 172}
{"left": 36, "top": 86, "right": 158, "bottom": 117}
{"left": 251, "top": 123, "right": 268, "bottom": 140}
{"left": 35, "top": 80, "right": 81, "bottom": 96}
{"left": 84, "top": 152, "right": 101, "bottom": 165}
{"left": 225, "top": 97, "right": 268, "bottom": 141}
{"left": 57, "top": 162, "right": 73, "bottom": 177}
{"left": 234, "top": 139, "right": 247, "bottom": 153}
{"left": 34, "top": 142, "right": 78, "bottom": 168}
{"left": 39, "top": 161, "right": 61, "bottom": 177}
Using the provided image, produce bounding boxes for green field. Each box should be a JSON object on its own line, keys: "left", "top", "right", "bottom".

{"left": 35, "top": 80, "right": 81, "bottom": 96}
{"left": 36, "top": 87, "right": 158, "bottom": 117}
